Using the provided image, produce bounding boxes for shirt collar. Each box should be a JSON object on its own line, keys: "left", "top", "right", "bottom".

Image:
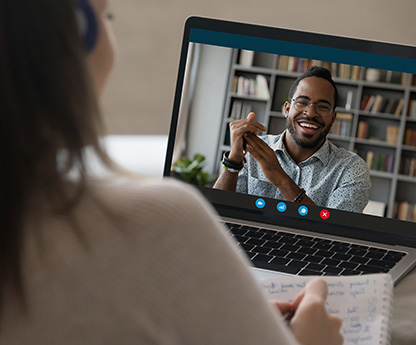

{"left": 273, "top": 130, "right": 331, "bottom": 166}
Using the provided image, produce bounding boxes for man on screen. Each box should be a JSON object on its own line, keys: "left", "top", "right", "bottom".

{"left": 213, "top": 66, "right": 370, "bottom": 213}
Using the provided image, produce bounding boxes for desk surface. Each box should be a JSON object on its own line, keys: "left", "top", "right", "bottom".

{"left": 103, "top": 135, "right": 415, "bottom": 344}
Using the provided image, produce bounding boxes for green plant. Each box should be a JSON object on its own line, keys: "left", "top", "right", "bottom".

{"left": 172, "top": 154, "right": 217, "bottom": 187}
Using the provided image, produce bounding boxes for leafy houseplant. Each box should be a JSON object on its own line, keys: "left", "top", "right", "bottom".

{"left": 172, "top": 154, "right": 217, "bottom": 187}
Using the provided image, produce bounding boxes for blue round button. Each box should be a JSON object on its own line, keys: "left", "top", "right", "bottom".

{"left": 255, "top": 198, "right": 266, "bottom": 209}
{"left": 298, "top": 205, "right": 309, "bottom": 216}
{"left": 276, "top": 202, "right": 287, "bottom": 212}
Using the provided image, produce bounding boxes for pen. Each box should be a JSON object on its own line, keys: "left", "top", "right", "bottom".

{"left": 283, "top": 308, "right": 295, "bottom": 324}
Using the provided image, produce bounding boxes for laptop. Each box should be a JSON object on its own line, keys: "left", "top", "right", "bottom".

{"left": 163, "top": 16, "right": 416, "bottom": 284}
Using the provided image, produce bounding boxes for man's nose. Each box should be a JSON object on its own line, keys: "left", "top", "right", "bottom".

{"left": 304, "top": 103, "right": 319, "bottom": 117}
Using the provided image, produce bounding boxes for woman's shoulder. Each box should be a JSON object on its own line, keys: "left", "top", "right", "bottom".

{"left": 85, "top": 175, "right": 214, "bottom": 223}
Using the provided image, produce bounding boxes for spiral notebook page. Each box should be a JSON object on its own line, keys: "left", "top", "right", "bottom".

{"left": 261, "top": 273, "right": 393, "bottom": 345}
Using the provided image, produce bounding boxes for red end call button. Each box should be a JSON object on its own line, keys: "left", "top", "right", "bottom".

{"left": 320, "top": 209, "right": 330, "bottom": 220}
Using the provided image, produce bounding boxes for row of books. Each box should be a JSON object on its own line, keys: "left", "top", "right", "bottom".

{"left": 276, "top": 56, "right": 362, "bottom": 80}
{"left": 407, "top": 99, "right": 416, "bottom": 119}
{"left": 394, "top": 201, "right": 416, "bottom": 222}
{"left": 228, "top": 101, "right": 252, "bottom": 121}
{"left": 404, "top": 128, "right": 416, "bottom": 146}
{"left": 356, "top": 121, "right": 400, "bottom": 144}
{"left": 231, "top": 75, "right": 270, "bottom": 100}
{"left": 329, "top": 113, "right": 353, "bottom": 137}
{"left": 360, "top": 94, "right": 404, "bottom": 115}
{"left": 364, "top": 151, "right": 395, "bottom": 173}
{"left": 400, "top": 157, "right": 416, "bottom": 177}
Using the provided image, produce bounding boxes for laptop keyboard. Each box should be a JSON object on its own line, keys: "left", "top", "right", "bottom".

{"left": 223, "top": 221, "right": 407, "bottom": 276}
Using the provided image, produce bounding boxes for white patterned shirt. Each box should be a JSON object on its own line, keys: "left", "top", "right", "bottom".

{"left": 236, "top": 132, "right": 371, "bottom": 213}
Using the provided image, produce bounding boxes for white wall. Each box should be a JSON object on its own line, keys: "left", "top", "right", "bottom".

{"left": 102, "top": 0, "right": 416, "bottom": 135}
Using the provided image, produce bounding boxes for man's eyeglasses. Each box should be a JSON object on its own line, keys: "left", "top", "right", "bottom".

{"left": 290, "top": 97, "right": 334, "bottom": 117}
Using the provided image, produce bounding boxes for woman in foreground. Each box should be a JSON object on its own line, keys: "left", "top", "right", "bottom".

{"left": 0, "top": 0, "right": 342, "bottom": 344}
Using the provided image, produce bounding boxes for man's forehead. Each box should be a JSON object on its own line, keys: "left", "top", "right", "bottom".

{"left": 294, "top": 77, "right": 335, "bottom": 101}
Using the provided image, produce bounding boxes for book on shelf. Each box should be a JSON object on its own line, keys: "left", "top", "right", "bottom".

{"left": 363, "top": 151, "right": 394, "bottom": 173}
{"left": 261, "top": 274, "right": 393, "bottom": 345}
{"left": 408, "top": 99, "right": 416, "bottom": 119}
{"left": 357, "top": 121, "right": 368, "bottom": 139}
{"left": 330, "top": 112, "right": 353, "bottom": 137}
{"left": 363, "top": 200, "right": 386, "bottom": 217}
{"left": 229, "top": 100, "right": 251, "bottom": 121}
{"left": 394, "top": 98, "right": 405, "bottom": 116}
{"left": 360, "top": 95, "right": 403, "bottom": 115}
{"left": 400, "top": 156, "right": 416, "bottom": 177}
{"left": 238, "top": 50, "right": 254, "bottom": 67}
{"left": 395, "top": 201, "right": 416, "bottom": 222}
{"left": 404, "top": 128, "right": 416, "bottom": 146}
{"left": 386, "top": 126, "right": 399, "bottom": 145}
{"left": 233, "top": 75, "right": 270, "bottom": 100}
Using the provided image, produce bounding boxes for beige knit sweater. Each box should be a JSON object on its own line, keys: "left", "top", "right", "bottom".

{"left": 0, "top": 177, "right": 299, "bottom": 345}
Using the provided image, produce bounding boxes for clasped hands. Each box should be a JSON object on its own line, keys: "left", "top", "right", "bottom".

{"left": 229, "top": 112, "right": 285, "bottom": 187}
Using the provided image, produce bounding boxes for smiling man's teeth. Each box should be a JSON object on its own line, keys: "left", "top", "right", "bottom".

{"left": 299, "top": 122, "right": 319, "bottom": 129}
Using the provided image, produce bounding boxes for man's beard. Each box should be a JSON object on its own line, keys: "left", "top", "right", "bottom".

{"left": 286, "top": 116, "right": 333, "bottom": 149}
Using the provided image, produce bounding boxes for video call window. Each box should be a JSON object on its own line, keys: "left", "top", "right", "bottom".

{"left": 171, "top": 42, "right": 416, "bottom": 223}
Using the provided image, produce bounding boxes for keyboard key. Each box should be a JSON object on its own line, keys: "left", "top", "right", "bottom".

{"left": 234, "top": 235, "right": 249, "bottom": 243}
{"left": 331, "top": 245, "right": 350, "bottom": 254}
{"left": 241, "top": 225, "right": 259, "bottom": 231}
{"left": 304, "top": 255, "right": 323, "bottom": 263}
{"left": 341, "top": 269, "right": 361, "bottom": 276}
{"left": 280, "top": 244, "right": 300, "bottom": 252}
{"left": 306, "top": 263, "right": 325, "bottom": 271}
{"left": 280, "top": 237, "right": 299, "bottom": 244}
{"left": 364, "top": 251, "right": 385, "bottom": 259}
{"left": 252, "top": 259, "right": 301, "bottom": 274}
{"left": 262, "top": 234, "right": 282, "bottom": 241}
{"left": 387, "top": 250, "right": 406, "bottom": 256}
{"left": 383, "top": 254, "right": 404, "bottom": 263}
{"left": 280, "top": 232, "right": 296, "bottom": 237}
{"left": 357, "top": 265, "right": 388, "bottom": 274}
{"left": 367, "top": 259, "right": 395, "bottom": 269}
{"left": 270, "top": 257, "right": 291, "bottom": 265}
{"left": 252, "top": 246, "right": 271, "bottom": 254}
{"left": 240, "top": 243, "right": 255, "bottom": 252}
{"left": 246, "top": 238, "right": 266, "bottom": 246}
{"left": 321, "top": 258, "right": 341, "bottom": 267}
{"left": 350, "top": 244, "right": 370, "bottom": 250}
{"left": 298, "top": 247, "right": 317, "bottom": 255}
{"left": 287, "top": 252, "right": 307, "bottom": 260}
{"left": 332, "top": 253, "right": 352, "bottom": 261}
{"left": 245, "top": 230, "right": 264, "bottom": 239}
{"left": 339, "top": 261, "right": 358, "bottom": 270}
{"left": 245, "top": 251, "right": 257, "bottom": 260}
{"left": 315, "top": 250, "right": 334, "bottom": 258}
{"left": 323, "top": 266, "right": 343, "bottom": 275}
{"left": 288, "top": 260, "right": 308, "bottom": 268}
{"left": 313, "top": 242, "right": 333, "bottom": 250}
{"left": 349, "top": 256, "right": 369, "bottom": 264}
{"left": 230, "top": 228, "right": 248, "bottom": 236}
{"left": 296, "top": 240, "right": 315, "bottom": 247}
{"left": 347, "top": 248, "right": 367, "bottom": 256}
{"left": 269, "top": 249, "right": 289, "bottom": 258}
{"left": 368, "top": 247, "right": 388, "bottom": 254}
{"left": 299, "top": 269, "right": 323, "bottom": 276}
{"left": 331, "top": 241, "right": 350, "bottom": 247}
{"left": 263, "top": 241, "right": 283, "bottom": 249}
{"left": 253, "top": 254, "right": 273, "bottom": 262}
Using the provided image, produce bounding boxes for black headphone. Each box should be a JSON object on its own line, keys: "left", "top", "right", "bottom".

{"left": 75, "top": 0, "right": 98, "bottom": 52}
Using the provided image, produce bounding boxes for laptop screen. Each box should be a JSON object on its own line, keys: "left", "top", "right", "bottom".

{"left": 164, "top": 17, "right": 416, "bottom": 247}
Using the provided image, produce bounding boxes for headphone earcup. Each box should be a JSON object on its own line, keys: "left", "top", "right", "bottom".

{"left": 75, "top": 0, "right": 98, "bottom": 52}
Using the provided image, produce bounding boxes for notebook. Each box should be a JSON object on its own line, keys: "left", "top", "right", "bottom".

{"left": 164, "top": 16, "right": 416, "bottom": 284}
{"left": 261, "top": 273, "right": 393, "bottom": 345}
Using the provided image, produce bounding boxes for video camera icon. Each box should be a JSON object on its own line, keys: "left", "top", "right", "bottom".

{"left": 255, "top": 198, "right": 266, "bottom": 209}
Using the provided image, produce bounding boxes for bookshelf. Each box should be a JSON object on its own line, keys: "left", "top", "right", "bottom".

{"left": 216, "top": 49, "right": 416, "bottom": 222}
